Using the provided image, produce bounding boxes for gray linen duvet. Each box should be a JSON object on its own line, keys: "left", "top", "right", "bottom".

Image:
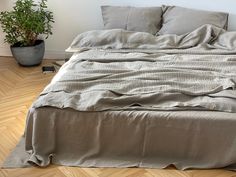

{"left": 3, "top": 25, "right": 236, "bottom": 170}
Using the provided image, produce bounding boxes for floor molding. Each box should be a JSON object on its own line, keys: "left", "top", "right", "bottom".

{"left": 0, "top": 46, "right": 11, "bottom": 56}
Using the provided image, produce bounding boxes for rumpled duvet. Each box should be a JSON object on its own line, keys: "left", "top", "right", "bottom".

{"left": 66, "top": 24, "right": 236, "bottom": 52}
{"left": 36, "top": 25, "right": 236, "bottom": 113}
{"left": 3, "top": 25, "right": 236, "bottom": 170}
{"left": 34, "top": 50, "right": 236, "bottom": 113}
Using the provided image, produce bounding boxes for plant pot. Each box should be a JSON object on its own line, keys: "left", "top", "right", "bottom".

{"left": 10, "top": 40, "right": 45, "bottom": 66}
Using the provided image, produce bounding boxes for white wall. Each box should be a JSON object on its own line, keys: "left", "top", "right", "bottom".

{"left": 0, "top": 0, "right": 236, "bottom": 59}
{"left": 0, "top": 0, "right": 14, "bottom": 57}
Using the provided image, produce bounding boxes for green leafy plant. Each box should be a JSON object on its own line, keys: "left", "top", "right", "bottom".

{"left": 0, "top": 0, "right": 54, "bottom": 46}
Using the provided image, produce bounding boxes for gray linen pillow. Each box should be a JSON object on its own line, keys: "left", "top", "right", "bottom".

{"left": 159, "top": 6, "right": 229, "bottom": 35}
{"left": 101, "top": 6, "right": 162, "bottom": 35}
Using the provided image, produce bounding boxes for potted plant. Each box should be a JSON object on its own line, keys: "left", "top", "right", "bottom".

{"left": 0, "top": 0, "right": 54, "bottom": 66}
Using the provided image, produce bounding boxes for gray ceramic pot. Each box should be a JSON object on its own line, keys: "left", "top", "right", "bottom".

{"left": 10, "top": 40, "right": 45, "bottom": 66}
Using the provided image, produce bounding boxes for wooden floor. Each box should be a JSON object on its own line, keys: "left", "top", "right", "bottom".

{"left": 0, "top": 57, "right": 235, "bottom": 177}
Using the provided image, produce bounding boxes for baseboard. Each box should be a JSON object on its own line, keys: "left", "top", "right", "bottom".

{"left": 0, "top": 47, "right": 67, "bottom": 59}
{"left": 0, "top": 47, "right": 11, "bottom": 56}
{"left": 44, "top": 50, "right": 67, "bottom": 59}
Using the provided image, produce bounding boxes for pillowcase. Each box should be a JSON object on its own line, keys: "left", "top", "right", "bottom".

{"left": 101, "top": 6, "right": 162, "bottom": 35}
{"left": 159, "top": 6, "right": 229, "bottom": 35}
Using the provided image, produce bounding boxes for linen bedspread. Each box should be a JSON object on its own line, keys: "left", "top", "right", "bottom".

{"left": 3, "top": 25, "right": 236, "bottom": 170}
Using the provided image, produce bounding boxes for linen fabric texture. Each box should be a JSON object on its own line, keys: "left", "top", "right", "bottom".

{"left": 101, "top": 6, "right": 162, "bottom": 35}
{"left": 159, "top": 6, "right": 228, "bottom": 35}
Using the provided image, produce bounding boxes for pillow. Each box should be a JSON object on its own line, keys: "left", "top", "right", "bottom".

{"left": 159, "top": 6, "right": 229, "bottom": 35}
{"left": 101, "top": 6, "right": 162, "bottom": 35}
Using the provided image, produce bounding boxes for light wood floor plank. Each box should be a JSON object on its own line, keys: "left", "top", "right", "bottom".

{"left": 0, "top": 57, "right": 235, "bottom": 177}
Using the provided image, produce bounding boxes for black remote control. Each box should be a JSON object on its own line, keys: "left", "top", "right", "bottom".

{"left": 42, "top": 66, "right": 56, "bottom": 73}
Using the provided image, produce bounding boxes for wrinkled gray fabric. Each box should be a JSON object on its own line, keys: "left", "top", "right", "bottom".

{"left": 3, "top": 108, "right": 236, "bottom": 170}
{"left": 101, "top": 6, "right": 162, "bottom": 34}
{"left": 3, "top": 25, "right": 236, "bottom": 170}
{"left": 33, "top": 50, "right": 236, "bottom": 113}
{"left": 159, "top": 6, "right": 228, "bottom": 35}
{"left": 66, "top": 25, "right": 235, "bottom": 52}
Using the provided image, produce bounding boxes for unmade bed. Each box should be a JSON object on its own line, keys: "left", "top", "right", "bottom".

{"left": 3, "top": 25, "right": 236, "bottom": 170}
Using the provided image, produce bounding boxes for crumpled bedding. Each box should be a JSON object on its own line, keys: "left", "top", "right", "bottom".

{"left": 36, "top": 24, "right": 233, "bottom": 113}
{"left": 3, "top": 25, "right": 236, "bottom": 170}
{"left": 66, "top": 24, "right": 236, "bottom": 52}
{"left": 34, "top": 51, "right": 236, "bottom": 113}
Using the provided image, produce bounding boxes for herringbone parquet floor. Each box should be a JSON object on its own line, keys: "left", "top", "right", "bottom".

{"left": 0, "top": 57, "right": 235, "bottom": 177}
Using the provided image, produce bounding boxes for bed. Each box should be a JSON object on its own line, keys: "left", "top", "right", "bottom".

{"left": 3, "top": 6, "right": 236, "bottom": 170}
